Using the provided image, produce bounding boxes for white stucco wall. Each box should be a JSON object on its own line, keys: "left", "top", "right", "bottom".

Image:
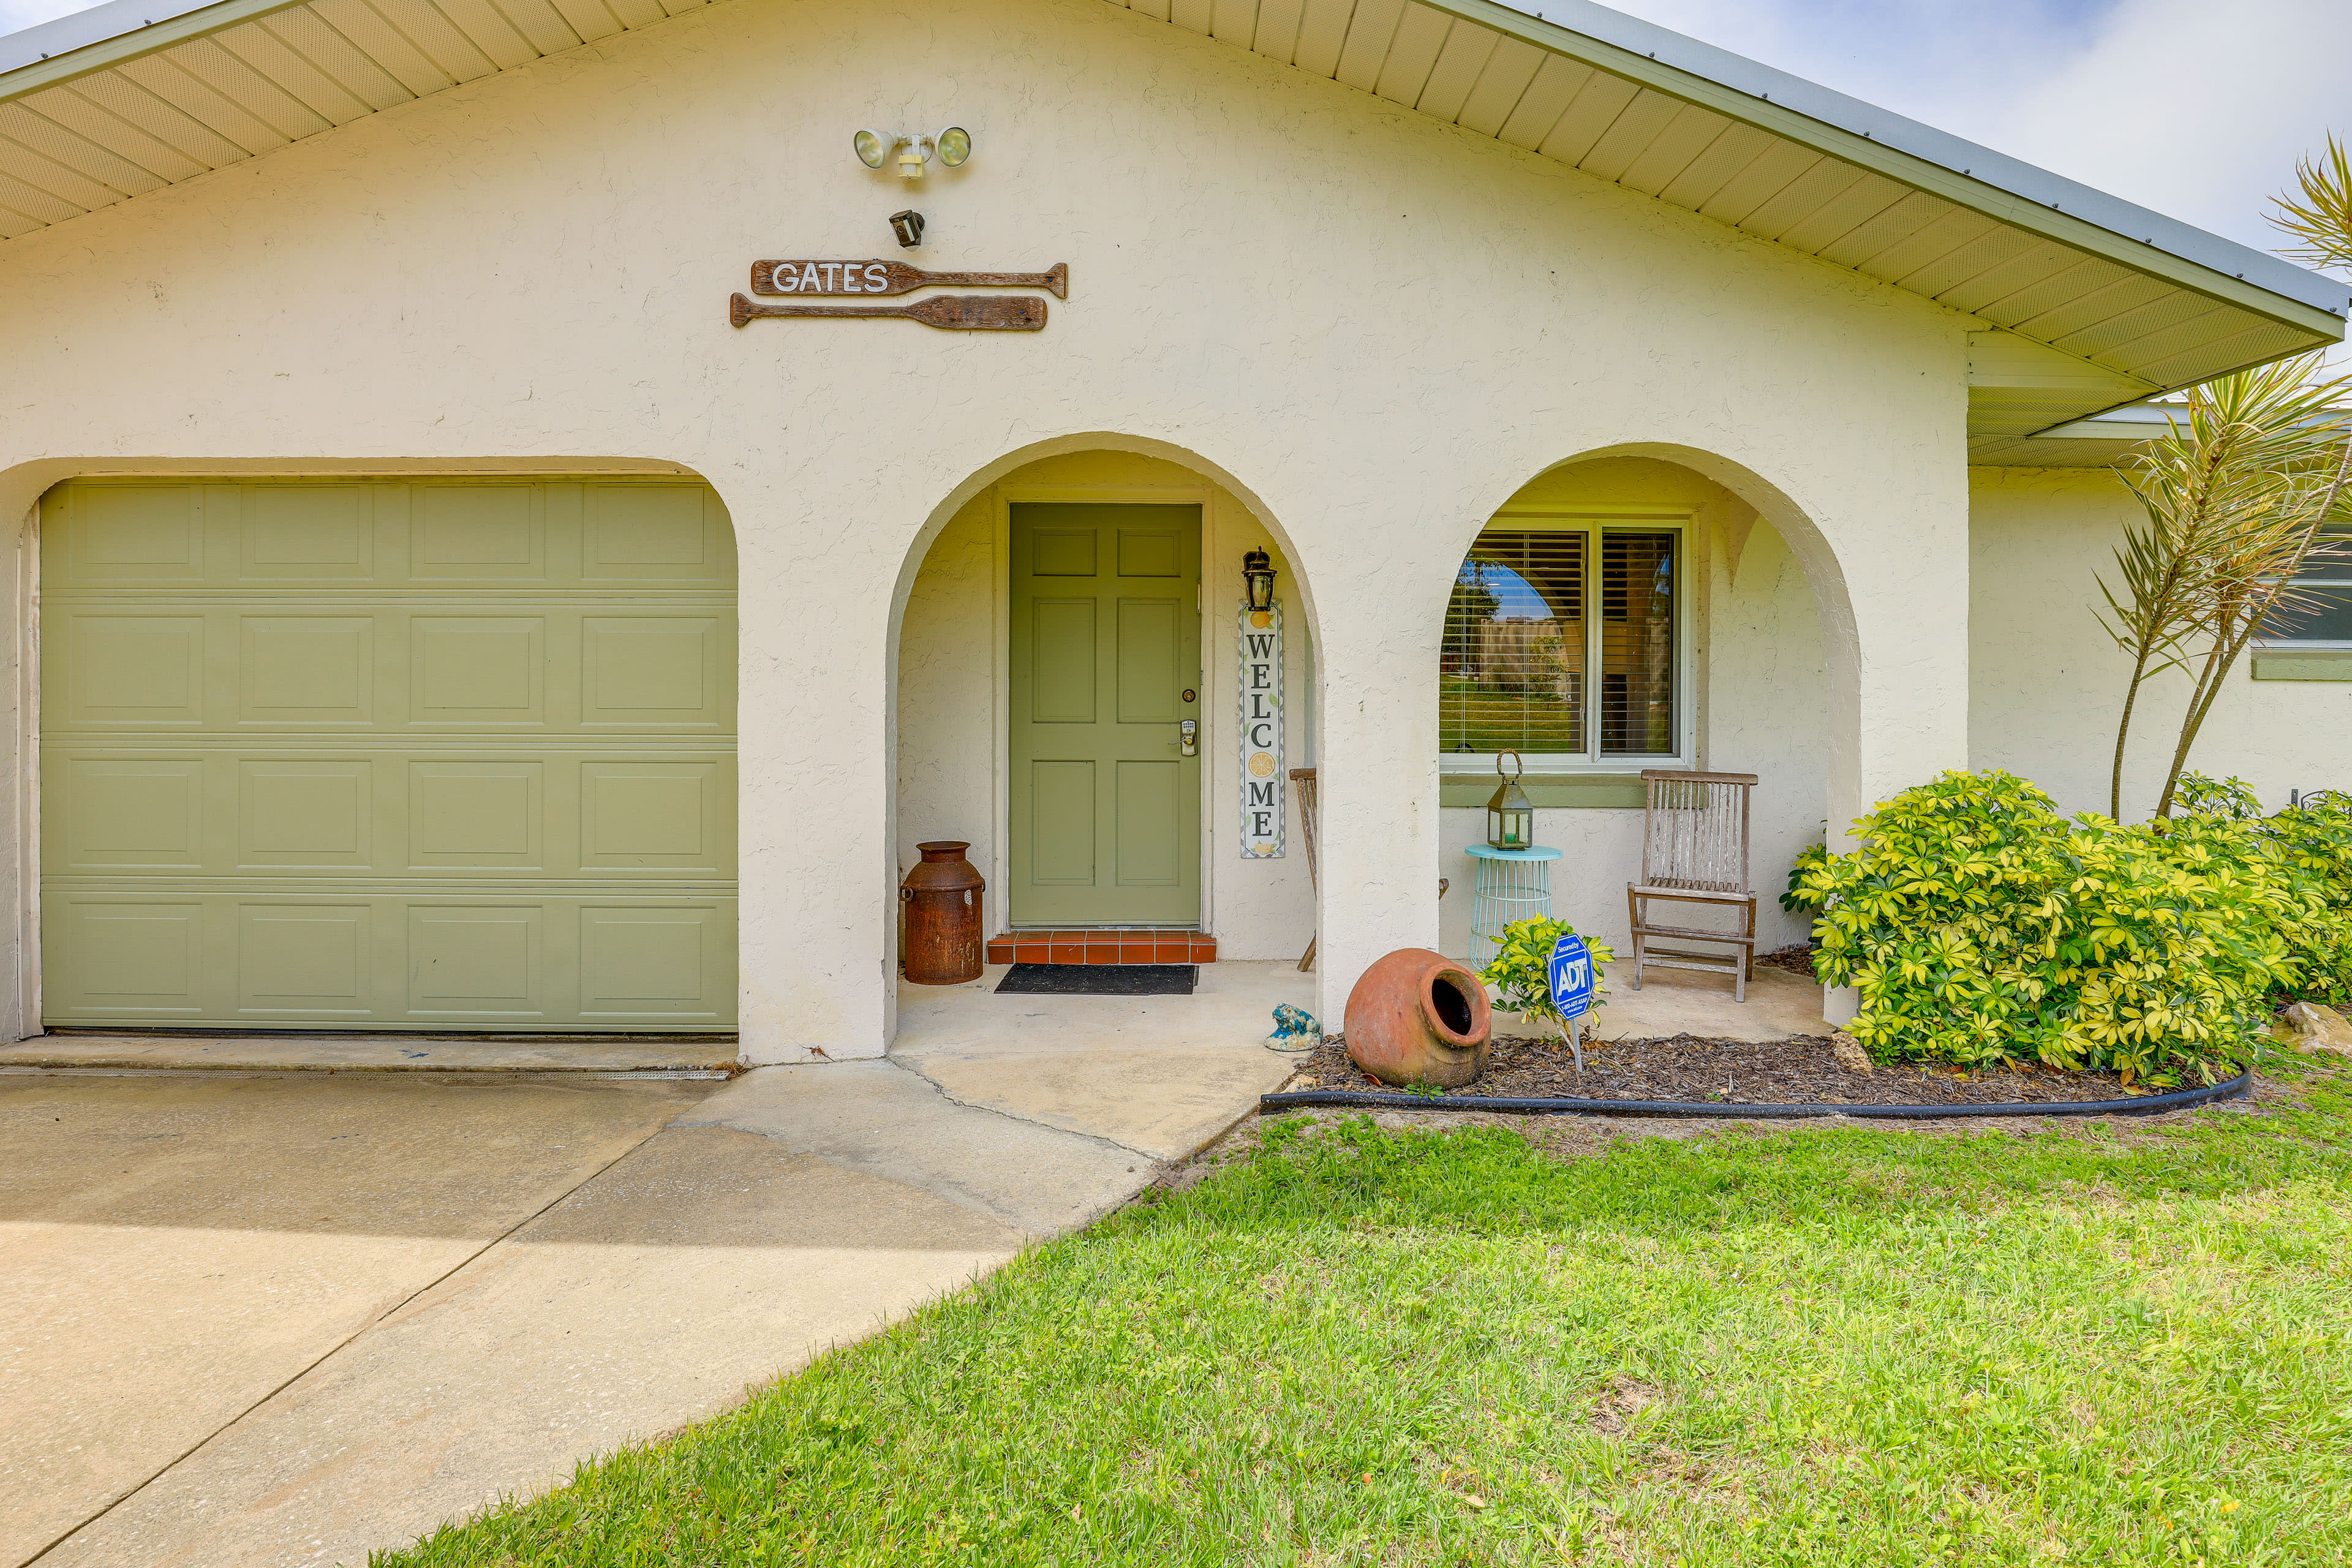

{"left": 1971, "top": 468, "right": 2352, "bottom": 816}
{"left": 0, "top": 0, "right": 1973, "bottom": 1058}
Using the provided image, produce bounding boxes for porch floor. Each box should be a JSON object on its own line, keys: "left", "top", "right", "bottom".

{"left": 892, "top": 959, "right": 1313, "bottom": 1161}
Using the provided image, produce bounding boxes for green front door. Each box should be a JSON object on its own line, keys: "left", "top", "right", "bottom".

{"left": 38, "top": 478, "right": 737, "bottom": 1032}
{"left": 1009, "top": 504, "right": 1201, "bottom": 925}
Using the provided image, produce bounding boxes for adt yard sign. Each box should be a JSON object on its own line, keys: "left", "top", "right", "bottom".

{"left": 1547, "top": 933, "right": 1595, "bottom": 1021}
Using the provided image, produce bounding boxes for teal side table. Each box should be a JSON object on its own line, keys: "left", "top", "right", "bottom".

{"left": 1465, "top": 844, "right": 1561, "bottom": 966}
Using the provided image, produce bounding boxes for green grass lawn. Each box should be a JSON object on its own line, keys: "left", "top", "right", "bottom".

{"left": 381, "top": 1062, "right": 2352, "bottom": 1567}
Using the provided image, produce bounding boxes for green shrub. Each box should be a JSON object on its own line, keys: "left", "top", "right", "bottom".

{"left": 1478, "top": 916, "right": 1615, "bottom": 1038}
{"left": 2258, "top": 786, "right": 2352, "bottom": 1003}
{"left": 1793, "top": 769, "right": 2328, "bottom": 1086}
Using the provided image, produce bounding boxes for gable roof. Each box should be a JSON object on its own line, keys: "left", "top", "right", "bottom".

{"left": 3, "top": 0, "right": 2343, "bottom": 454}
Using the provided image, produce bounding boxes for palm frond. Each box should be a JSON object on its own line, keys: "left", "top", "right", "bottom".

{"left": 2273, "top": 134, "right": 2352, "bottom": 273}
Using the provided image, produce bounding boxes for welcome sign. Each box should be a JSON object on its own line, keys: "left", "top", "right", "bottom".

{"left": 1239, "top": 602, "right": 1284, "bottom": 858}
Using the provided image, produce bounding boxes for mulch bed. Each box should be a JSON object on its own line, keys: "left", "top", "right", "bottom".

{"left": 1755, "top": 944, "right": 1818, "bottom": 981}
{"left": 1293, "top": 1032, "right": 2164, "bottom": 1106}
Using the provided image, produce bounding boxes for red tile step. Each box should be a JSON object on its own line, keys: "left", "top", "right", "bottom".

{"left": 984, "top": 930, "right": 1215, "bottom": 967}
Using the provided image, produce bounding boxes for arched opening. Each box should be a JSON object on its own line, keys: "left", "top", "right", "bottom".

{"left": 1432, "top": 451, "right": 1853, "bottom": 979}
{"left": 884, "top": 439, "right": 1324, "bottom": 1045}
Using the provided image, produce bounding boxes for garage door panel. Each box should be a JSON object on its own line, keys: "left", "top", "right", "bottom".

{"left": 238, "top": 903, "right": 372, "bottom": 1015}
{"left": 238, "top": 484, "right": 377, "bottom": 580}
{"left": 410, "top": 484, "right": 546, "bottom": 581}
{"left": 582, "top": 483, "right": 733, "bottom": 582}
{"left": 408, "top": 761, "right": 544, "bottom": 870}
{"left": 51, "top": 756, "right": 209, "bottom": 871}
{"left": 581, "top": 616, "right": 730, "bottom": 728}
{"left": 407, "top": 903, "right": 546, "bottom": 1017}
{"left": 62, "top": 614, "right": 207, "bottom": 728}
{"left": 238, "top": 760, "right": 375, "bottom": 870}
{"left": 409, "top": 616, "right": 547, "bottom": 726}
{"left": 55, "top": 484, "right": 206, "bottom": 584}
{"left": 579, "top": 761, "right": 729, "bottom": 872}
{"left": 239, "top": 616, "right": 375, "bottom": 725}
{"left": 47, "top": 897, "right": 210, "bottom": 1019}
{"left": 579, "top": 904, "right": 731, "bottom": 1022}
{"left": 41, "top": 478, "right": 737, "bottom": 1033}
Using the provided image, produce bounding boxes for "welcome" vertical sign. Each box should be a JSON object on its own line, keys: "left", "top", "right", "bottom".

{"left": 1238, "top": 603, "right": 1284, "bottom": 858}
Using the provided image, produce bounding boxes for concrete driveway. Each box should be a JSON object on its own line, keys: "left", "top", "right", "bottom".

{"left": 2, "top": 962, "right": 1306, "bottom": 1567}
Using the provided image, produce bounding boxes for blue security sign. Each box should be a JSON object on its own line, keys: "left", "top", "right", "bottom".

{"left": 1547, "top": 932, "right": 1596, "bottom": 1020}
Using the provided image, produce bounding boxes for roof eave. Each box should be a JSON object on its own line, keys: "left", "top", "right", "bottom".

{"left": 1420, "top": 0, "right": 2348, "bottom": 344}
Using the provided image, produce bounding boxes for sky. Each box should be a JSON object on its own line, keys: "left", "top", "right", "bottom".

{"left": 1583, "top": 0, "right": 2351, "bottom": 258}
{"left": 1, "top": 0, "right": 2344, "bottom": 266}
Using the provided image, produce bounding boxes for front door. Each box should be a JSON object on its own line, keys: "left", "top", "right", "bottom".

{"left": 1009, "top": 503, "right": 1201, "bottom": 925}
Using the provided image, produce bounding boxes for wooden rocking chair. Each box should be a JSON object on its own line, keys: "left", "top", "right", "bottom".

{"left": 1626, "top": 769, "right": 1759, "bottom": 1001}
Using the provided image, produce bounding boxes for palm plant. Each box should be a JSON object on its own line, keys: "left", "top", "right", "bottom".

{"left": 2101, "top": 359, "right": 2352, "bottom": 820}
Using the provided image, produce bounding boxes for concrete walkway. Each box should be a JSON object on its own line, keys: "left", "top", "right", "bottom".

{"left": 2, "top": 961, "right": 1307, "bottom": 1568}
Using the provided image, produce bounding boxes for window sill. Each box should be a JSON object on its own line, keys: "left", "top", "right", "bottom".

{"left": 1440, "top": 773, "right": 1649, "bottom": 810}
{"left": 2251, "top": 647, "right": 2352, "bottom": 681}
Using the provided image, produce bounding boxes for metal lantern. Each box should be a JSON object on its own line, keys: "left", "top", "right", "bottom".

{"left": 1486, "top": 749, "right": 1533, "bottom": 850}
{"left": 1242, "top": 548, "right": 1276, "bottom": 612}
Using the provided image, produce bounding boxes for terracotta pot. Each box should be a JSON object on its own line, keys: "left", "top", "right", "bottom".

{"left": 1343, "top": 948, "right": 1492, "bottom": 1088}
{"left": 900, "top": 842, "right": 984, "bottom": 984}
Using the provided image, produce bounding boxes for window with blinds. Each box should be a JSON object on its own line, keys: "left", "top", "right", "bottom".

{"left": 2266, "top": 528, "right": 2352, "bottom": 643}
{"left": 1441, "top": 524, "right": 1678, "bottom": 760}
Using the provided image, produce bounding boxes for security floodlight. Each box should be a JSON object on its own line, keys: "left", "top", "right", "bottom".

{"left": 853, "top": 129, "right": 890, "bottom": 169}
{"left": 936, "top": 126, "right": 972, "bottom": 167}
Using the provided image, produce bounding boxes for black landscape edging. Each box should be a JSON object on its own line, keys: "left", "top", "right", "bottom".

{"left": 1259, "top": 1068, "right": 2256, "bottom": 1120}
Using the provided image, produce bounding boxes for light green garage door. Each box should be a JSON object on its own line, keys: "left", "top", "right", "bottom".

{"left": 39, "top": 479, "right": 737, "bottom": 1033}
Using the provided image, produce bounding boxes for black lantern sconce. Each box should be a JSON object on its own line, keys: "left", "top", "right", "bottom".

{"left": 1242, "top": 548, "right": 1276, "bottom": 612}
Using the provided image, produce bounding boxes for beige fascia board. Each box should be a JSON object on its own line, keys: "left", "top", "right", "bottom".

{"left": 0, "top": 0, "right": 316, "bottom": 100}
{"left": 1414, "top": 0, "right": 2348, "bottom": 347}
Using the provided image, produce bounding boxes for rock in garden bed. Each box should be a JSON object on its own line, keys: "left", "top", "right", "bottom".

{"left": 1294, "top": 1032, "right": 2169, "bottom": 1106}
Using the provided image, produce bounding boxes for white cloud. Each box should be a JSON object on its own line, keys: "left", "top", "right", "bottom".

{"left": 1599, "top": 0, "right": 2351, "bottom": 255}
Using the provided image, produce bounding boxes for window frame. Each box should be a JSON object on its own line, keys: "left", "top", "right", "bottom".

{"left": 1439, "top": 506, "right": 1695, "bottom": 775}
{"left": 2260, "top": 532, "right": 2352, "bottom": 649}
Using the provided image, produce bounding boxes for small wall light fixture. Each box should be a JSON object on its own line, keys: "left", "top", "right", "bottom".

{"left": 854, "top": 127, "right": 974, "bottom": 180}
{"left": 889, "top": 209, "right": 926, "bottom": 248}
{"left": 1242, "top": 548, "right": 1276, "bottom": 611}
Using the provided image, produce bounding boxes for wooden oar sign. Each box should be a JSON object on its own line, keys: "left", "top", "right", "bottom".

{"left": 730, "top": 259, "right": 1066, "bottom": 333}
{"left": 730, "top": 293, "right": 1045, "bottom": 331}
{"left": 751, "top": 259, "right": 1067, "bottom": 299}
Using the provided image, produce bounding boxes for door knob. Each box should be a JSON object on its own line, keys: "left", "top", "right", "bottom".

{"left": 1179, "top": 718, "right": 1198, "bottom": 756}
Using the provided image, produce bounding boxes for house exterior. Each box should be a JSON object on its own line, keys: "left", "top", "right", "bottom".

{"left": 0, "top": 0, "right": 2345, "bottom": 1063}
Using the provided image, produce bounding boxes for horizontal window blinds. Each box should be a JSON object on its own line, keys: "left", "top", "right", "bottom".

{"left": 1442, "top": 532, "right": 1585, "bottom": 755}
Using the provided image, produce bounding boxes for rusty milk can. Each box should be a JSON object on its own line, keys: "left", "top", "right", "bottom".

{"left": 901, "top": 842, "right": 984, "bottom": 984}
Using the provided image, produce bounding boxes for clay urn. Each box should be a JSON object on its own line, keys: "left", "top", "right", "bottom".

{"left": 1343, "top": 948, "right": 1493, "bottom": 1088}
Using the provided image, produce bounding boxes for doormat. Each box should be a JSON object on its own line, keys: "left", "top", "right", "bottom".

{"left": 995, "top": 963, "right": 1198, "bottom": 996}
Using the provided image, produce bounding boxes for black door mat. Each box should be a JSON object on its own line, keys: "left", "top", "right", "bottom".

{"left": 995, "top": 963, "right": 1198, "bottom": 995}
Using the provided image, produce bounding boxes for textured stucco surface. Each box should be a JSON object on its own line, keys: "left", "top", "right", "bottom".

{"left": 1970, "top": 467, "right": 2352, "bottom": 816}
{"left": 0, "top": 0, "right": 1976, "bottom": 1058}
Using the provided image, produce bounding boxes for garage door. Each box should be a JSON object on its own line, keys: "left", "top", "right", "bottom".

{"left": 39, "top": 479, "right": 737, "bottom": 1032}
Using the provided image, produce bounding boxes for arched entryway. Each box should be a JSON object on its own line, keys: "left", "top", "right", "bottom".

{"left": 886, "top": 441, "right": 1322, "bottom": 1025}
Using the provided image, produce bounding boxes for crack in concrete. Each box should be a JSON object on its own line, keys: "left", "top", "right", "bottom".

{"left": 879, "top": 1054, "right": 1164, "bottom": 1161}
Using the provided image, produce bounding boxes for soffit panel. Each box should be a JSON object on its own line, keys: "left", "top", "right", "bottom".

{"left": 0, "top": 0, "right": 706, "bottom": 238}
{"left": 1089, "top": 0, "right": 2343, "bottom": 451}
